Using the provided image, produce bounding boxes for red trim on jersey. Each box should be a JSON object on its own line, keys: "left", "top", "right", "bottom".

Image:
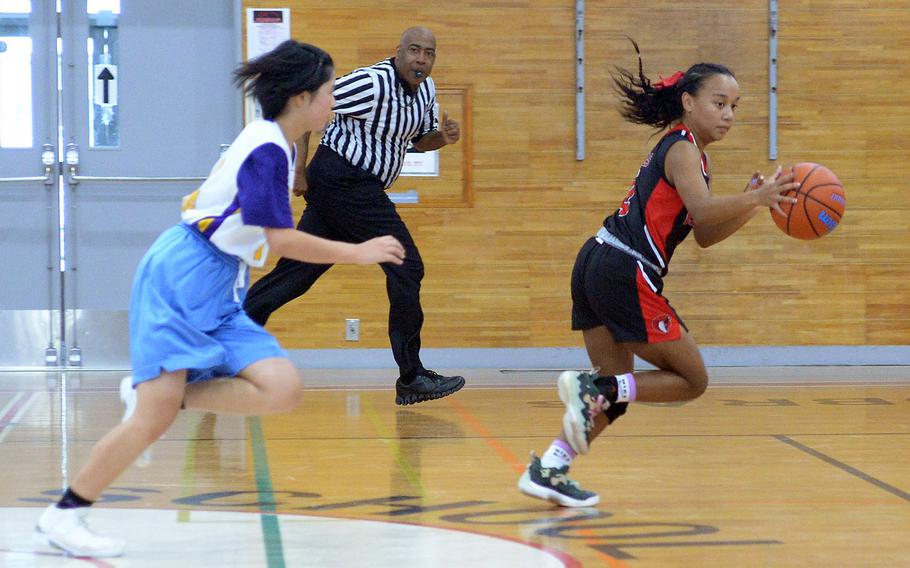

{"left": 642, "top": 125, "right": 706, "bottom": 263}
{"left": 643, "top": 179, "right": 685, "bottom": 261}
{"left": 635, "top": 267, "right": 682, "bottom": 343}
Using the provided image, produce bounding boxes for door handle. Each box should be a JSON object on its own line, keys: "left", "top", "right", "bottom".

{"left": 68, "top": 172, "right": 208, "bottom": 184}
{"left": 0, "top": 144, "right": 56, "bottom": 186}
{"left": 65, "top": 142, "right": 227, "bottom": 185}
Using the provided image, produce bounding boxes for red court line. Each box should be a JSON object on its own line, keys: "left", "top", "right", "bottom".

{"left": 0, "top": 546, "right": 114, "bottom": 567}
{"left": 0, "top": 393, "right": 38, "bottom": 443}
{"left": 445, "top": 397, "right": 525, "bottom": 474}
{"left": 0, "top": 393, "right": 27, "bottom": 427}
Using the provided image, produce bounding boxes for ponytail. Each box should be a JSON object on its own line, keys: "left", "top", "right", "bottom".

{"left": 611, "top": 38, "right": 734, "bottom": 130}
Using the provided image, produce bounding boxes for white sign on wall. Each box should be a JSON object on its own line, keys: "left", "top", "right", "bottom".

{"left": 244, "top": 8, "right": 290, "bottom": 123}
{"left": 401, "top": 102, "right": 441, "bottom": 176}
{"left": 93, "top": 64, "right": 118, "bottom": 107}
{"left": 400, "top": 148, "right": 439, "bottom": 176}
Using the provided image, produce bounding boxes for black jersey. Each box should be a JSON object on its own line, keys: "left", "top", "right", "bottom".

{"left": 603, "top": 124, "right": 709, "bottom": 276}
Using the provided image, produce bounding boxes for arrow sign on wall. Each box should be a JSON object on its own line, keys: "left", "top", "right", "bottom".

{"left": 97, "top": 67, "right": 114, "bottom": 103}
{"left": 93, "top": 64, "right": 118, "bottom": 107}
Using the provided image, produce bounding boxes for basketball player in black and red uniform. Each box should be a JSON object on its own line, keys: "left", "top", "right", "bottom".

{"left": 518, "top": 41, "right": 800, "bottom": 507}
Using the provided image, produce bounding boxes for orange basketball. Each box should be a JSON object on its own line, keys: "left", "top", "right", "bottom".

{"left": 771, "top": 162, "right": 845, "bottom": 240}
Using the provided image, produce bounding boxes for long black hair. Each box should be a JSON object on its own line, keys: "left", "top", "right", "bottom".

{"left": 611, "top": 38, "right": 734, "bottom": 130}
{"left": 233, "top": 40, "right": 334, "bottom": 120}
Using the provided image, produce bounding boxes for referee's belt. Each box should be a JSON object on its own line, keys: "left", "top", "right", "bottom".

{"left": 594, "top": 227, "right": 662, "bottom": 274}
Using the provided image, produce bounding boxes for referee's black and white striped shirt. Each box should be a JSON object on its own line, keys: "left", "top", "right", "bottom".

{"left": 319, "top": 58, "right": 439, "bottom": 189}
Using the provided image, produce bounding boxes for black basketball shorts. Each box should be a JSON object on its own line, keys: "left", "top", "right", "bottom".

{"left": 570, "top": 237, "right": 686, "bottom": 343}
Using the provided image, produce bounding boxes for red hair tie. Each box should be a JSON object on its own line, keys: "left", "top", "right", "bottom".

{"left": 652, "top": 71, "right": 684, "bottom": 90}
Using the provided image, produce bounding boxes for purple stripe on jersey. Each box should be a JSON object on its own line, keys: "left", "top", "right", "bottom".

{"left": 196, "top": 198, "right": 241, "bottom": 238}
{"left": 237, "top": 143, "right": 294, "bottom": 229}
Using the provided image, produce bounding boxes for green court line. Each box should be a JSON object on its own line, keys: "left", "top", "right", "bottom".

{"left": 247, "top": 416, "right": 286, "bottom": 568}
{"left": 361, "top": 395, "right": 425, "bottom": 496}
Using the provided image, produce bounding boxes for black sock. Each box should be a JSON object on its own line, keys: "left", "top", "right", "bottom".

{"left": 593, "top": 375, "right": 619, "bottom": 403}
{"left": 57, "top": 487, "right": 93, "bottom": 509}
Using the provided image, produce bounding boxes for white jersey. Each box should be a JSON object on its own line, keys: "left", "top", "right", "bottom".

{"left": 181, "top": 120, "right": 295, "bottom": 267}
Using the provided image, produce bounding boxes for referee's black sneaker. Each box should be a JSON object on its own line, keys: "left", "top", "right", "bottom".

{"left": 395, "top": 369, "right": 465, "bottom": 405}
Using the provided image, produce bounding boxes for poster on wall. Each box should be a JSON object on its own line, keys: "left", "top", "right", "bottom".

{"left": 400, "top": 103, "right": 440, "bottom": 176}
{"left": 244, "top": 8, "right": 290, "bottom": 123}
{"left": 400, "top": 147, "right": 439, "bottom": 176}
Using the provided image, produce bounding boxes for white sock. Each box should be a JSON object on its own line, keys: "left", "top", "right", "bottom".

{"left": 615, "top": 372, "right": 636, "bottom": 403}
{"left": 540, "top": 439, "right": 576, "bottom": 469}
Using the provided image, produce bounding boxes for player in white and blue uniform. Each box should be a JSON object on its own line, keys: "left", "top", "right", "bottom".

{"left": 36, "top": 40, "right": 405, "bottom": 558}
{"left": 129, "top": 119, "right": 298, "bottom": 386}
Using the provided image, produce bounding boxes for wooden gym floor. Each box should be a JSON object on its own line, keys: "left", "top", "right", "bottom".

{"left": 0, "top": 366, "right": 907, "bottom": 567}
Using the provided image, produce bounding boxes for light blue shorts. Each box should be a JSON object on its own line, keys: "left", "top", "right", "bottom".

{"left": 129, "top": 223, "right": 287, "bottom": 385}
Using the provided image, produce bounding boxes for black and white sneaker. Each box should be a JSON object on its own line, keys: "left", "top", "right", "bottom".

{"left": 557, "top": 370, "right": 606, "bottom": 455}
{"left": 518, "top": 453, "right": 599, "bottom": 508}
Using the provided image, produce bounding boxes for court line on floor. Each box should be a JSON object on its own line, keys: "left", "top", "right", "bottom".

{"left": 361, "top": 395, "right": 425, "bottom": 495}
{"left": 0, "top": 546, "right": 114, "bottom": 567}
{"left": 0, "top": 393, "right": 24, "bottom": 423}
{"left": 177, "top": 413, "right": 203, "bottom": 523}
{"left": 446, "top": 397, "right": 631, "bottom": 568}
{"left": 248, "top": 416, "right": 286, "bottom": 568}
{"left": 247, "top": 430, "right": 910, "bottom": 444}
{"left": 297, "top": 381, "right": 910, "bottom": 391}
{"left": 0, "top": 392, "right": 39, "bottom": 443}
{"left": 446, "top": 398, "right": 525, "bottom": 474}
{"left": 774, "top": 434, "right": 910, "bottom": 502}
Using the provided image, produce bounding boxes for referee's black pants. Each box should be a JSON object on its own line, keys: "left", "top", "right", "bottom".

{"left": 243, "top": 147, "right": 425, "bottom": 380}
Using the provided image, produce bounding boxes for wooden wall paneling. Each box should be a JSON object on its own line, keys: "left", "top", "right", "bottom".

{"left": 242, "top": 1, "right": 910, "bottom": 350}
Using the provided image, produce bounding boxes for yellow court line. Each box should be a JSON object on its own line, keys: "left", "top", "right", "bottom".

{"left": 177, "top": 413, "right": 202, "bottom": 523}
{"left": 361, "top": 394, "right": 425, "bottom": 496}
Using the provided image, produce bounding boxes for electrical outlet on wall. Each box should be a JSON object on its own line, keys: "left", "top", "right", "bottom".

{"left": 345, "top": 318, "right": 360, "bottom": 341}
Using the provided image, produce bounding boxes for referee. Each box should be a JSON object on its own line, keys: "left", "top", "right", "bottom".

{"left": 244, "top": 27, "right": 465, "bottom": 405}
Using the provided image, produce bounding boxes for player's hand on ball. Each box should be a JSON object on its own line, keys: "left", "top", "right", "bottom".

{"left": 754, "top": 166, "right": 799, "bottom": 216}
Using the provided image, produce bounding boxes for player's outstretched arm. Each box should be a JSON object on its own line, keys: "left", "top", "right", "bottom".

{"left": 264, "top": 227, "right": 405, "bottom": 265}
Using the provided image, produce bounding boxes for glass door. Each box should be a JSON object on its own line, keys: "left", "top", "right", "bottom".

{"left": 0, "top": 0, "right": 61, "bottom": 366}
{"left": 0, "top": 0, "right": 241, "bottom": 368}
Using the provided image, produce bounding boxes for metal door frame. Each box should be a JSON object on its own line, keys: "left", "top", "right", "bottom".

{"left": 0, "top": 0, "right": 242, "bottom": 369}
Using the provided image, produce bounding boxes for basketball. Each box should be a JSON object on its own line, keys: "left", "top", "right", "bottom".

{"left": 771, "top": 162, "right": 845, "bottom": 240}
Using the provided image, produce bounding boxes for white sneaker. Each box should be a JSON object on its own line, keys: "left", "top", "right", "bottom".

{"left": 35, "top": 504, "right": 125, "bottom": 557}
{"left": 119, "top": 376, "right": 137, "bottom": 422}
